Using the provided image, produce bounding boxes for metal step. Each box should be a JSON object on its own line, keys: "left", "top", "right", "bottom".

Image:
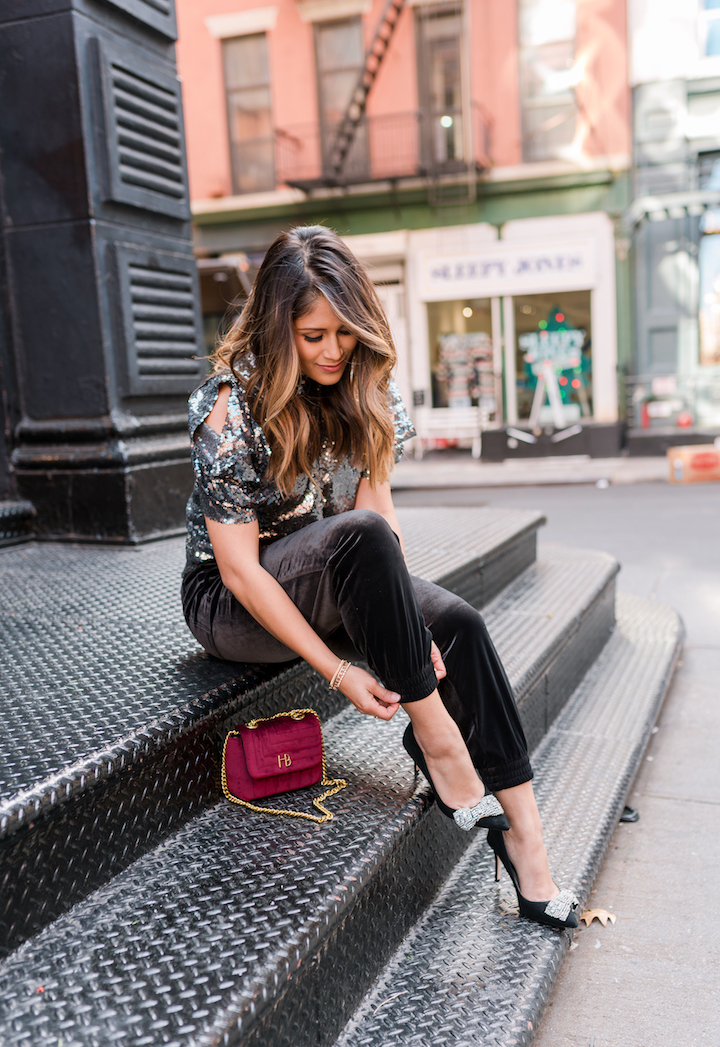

{"left": 336, "top": 595, "right": 682, "bottom": 1047}
{"left": 398, "top": 506, "right": 543, "bottom": 610}
{"left": 0, "top": 507, "right": 543, "bottom": 955}
{"left": 0, "top": 500, "right": 34, "bottom": 546}
{"left": 0, "top": 546, "right": 618, "bottom": 1046}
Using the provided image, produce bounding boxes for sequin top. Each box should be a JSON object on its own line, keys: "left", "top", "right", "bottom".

{"left": 184, "top": 367, "right": 415, "bottom": 571}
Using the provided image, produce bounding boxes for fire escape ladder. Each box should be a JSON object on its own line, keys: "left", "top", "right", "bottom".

{"left": 328, "top": 0, "right": 406, "bottom": 181}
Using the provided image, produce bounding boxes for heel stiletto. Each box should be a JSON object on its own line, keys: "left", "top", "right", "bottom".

{"left": 402, "top": 724, "right": 510, "bottom": 832}
{"left": 486, "top": 828, "right": 579, "bottom": 929}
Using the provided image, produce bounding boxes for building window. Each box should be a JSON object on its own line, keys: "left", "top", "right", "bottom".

{"left": 222, "top": 34, "right": 274, "bottom": 194}
{"left": 701, "top": 0, "right": 720, "bottom": 57}
{"left": 315, "top": 18, "right": 368, "bottom": 181}
{"left": 518, "top": 0, "right": 577, "bottom": 163}
{"left": 415, "top": 4, "right": 465, "bottom": 171}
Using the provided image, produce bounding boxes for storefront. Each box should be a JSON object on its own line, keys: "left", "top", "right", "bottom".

{"left": 346, "top": 211, "right": 620, "bottom": 458}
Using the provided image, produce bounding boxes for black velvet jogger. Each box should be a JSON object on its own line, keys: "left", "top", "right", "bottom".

{"left": 181, "top": 510, "right": 532, "bottom": 792}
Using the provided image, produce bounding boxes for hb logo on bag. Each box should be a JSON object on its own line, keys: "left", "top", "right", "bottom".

{"left": 277, "top": 753, "right": 292, "bottom": 768}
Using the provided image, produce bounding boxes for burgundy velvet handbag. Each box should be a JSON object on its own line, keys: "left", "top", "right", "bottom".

{"left": 221, "top": 708, "right": 347, "bottom": 823}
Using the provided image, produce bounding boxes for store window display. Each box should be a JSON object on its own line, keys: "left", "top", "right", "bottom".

{"left": 436, "top": 333, "right": 493, "bottom": 409}
{"left": 427, "top": 298, "right": 495, "bottom": 413}
{"left": 514, "top": 291, "right": 592, "bottom": 423}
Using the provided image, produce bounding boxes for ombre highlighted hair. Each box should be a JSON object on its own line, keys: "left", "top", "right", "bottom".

{"left": 214, "top": 225, "right": 398, "bottom": 495}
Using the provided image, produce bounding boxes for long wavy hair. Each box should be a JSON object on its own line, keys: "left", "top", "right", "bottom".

{"left": 214, "top": 225, "right": 398, "bottom": 495}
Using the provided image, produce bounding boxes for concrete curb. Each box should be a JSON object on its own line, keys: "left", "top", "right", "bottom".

{"left": 391, "top": 454, "right": 668, "bottom": 489}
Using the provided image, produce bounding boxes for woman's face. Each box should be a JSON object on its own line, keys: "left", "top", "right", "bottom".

{"left": 293, "top": 295, "right": 357, "bottom": 386}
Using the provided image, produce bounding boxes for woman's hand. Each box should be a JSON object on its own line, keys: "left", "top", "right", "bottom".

{"left": 339, "top": 665, "right": 401, "bottom": 720}
{"left": 430, "top": 641, "right": 447, "bottom": 680}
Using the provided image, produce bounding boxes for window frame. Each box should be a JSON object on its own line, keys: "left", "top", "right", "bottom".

{"left": 222, "top": 32, "right": 275, "bottom": 195}
{"left": 700, "top": 1, "right": 720, "bottom": 58}
{"left": 313, "top": 15, "right": 369, "bottom": 182}
{"left": 517, "top": 0, "right": 578, "bottom": 164}
{"left": 414, "top": 2, "right": 466, "bottom": 173}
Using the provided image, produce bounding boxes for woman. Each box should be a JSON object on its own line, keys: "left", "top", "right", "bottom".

{"left": 182, "top": 226, "right": 578, "bottom": 930}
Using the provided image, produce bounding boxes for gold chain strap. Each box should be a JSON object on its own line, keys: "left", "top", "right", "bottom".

{"left": 220, "top": 708, "right": 347, "bottom": 823}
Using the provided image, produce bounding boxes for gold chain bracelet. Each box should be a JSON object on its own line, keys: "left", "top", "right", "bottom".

{"left": 329, "top": 659, "right": 352, "bottom": 691}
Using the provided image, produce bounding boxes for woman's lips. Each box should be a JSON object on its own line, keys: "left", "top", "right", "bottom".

{"left": 316, "top": 362, "right": 344, "bottom": 372}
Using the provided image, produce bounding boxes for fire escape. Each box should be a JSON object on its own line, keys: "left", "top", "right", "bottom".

{"left": 326, "top": 0, "right": 406, "bottom": 183}
{"left": 280, "top": 0, "right": 487, "bottom": 201}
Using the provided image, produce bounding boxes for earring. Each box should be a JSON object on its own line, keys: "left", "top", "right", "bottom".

{"left": 295, "top": 373, "right": 307, "bottom": 395}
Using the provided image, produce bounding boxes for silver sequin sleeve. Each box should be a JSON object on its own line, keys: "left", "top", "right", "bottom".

{"left": 184, "top": 369, "right": 415, "bottom": 572}
{"left": 388, "top": 379, "right": 415, "bottom": 462}
{"left": 188, "top": 375, "right": 267, "bottom": 526}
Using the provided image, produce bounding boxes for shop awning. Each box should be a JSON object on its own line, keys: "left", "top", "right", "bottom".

{"left": 622, "top": 190, "right": 720, "bottom": 231}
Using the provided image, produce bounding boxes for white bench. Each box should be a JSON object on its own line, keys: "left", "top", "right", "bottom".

{"left": 412, "top": 406, "right": 483, "bottom": 460}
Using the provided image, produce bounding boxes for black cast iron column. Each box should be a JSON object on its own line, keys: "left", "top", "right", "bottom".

{"left": 0, "top": 0, "right": 204, "bottom": 541}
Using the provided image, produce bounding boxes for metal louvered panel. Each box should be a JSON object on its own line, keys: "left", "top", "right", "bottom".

{"left": 115, "top": 246, "right": 204, "bottom": 395}
{"left": 112, "top": 65, "right": 184, "bottom": 199}
{"left": 102, "top": 0, "right": 178, "bottom": 40}
{"left": 97, "top": 40, "right": 189, "bottom": 219}
{"left": 129, "top": 264, "right": 198, "bottom": 377}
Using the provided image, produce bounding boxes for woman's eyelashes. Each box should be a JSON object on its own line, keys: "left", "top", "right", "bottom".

{"left": 302, "top": 330, "right": 352, "bottom": 344}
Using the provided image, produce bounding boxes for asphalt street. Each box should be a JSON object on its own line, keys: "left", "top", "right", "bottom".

{"left": 393, "top": 479, "right": 720, "bottom": 1047}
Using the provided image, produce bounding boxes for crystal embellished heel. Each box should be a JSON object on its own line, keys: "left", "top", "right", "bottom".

{"left": 402, "top": 723, "right": 510, "bottom": 832}
{"left": 486, "top": 828, "right": 579, "bottom": 929}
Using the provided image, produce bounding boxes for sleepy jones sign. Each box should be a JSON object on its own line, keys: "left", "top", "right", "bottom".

{"left": 418, "top": 241, "right": 596, "bottom": 300}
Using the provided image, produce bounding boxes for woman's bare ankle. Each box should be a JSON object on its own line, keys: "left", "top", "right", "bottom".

{"left": 404, "top": 692, "right": 484, "bottom": 810}
{"left": 503, "top": 829, "right": 557, "bottom": 902}
{"left": 412, "top": 721, "right": 464, "bottom": 762}
{"left": 416, "top": 735, "right": 484, "bottom": 809}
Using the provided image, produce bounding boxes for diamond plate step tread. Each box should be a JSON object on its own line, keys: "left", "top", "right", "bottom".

{"left": 0, "top": 509, "right": 547, "bottom": 956}
{"left": 335, "top": 594, "right": 683, "bottom": 1047}
{"left": 0, "top": 550, "right": 622, "bottom": 1047}
{"left": 0, "top": 545, "right": 615, "bottom": 960}
{"left": 398, "top": 507, "right": 544, "bottom": 608}
{"left": 0, "top": 507, "right": 543, "bottom": 834}
{"left": 484, "top": 543, "right": 618, "bottom": 752}
{"left": 485, "top": 543, "right": 617, "bottom": 701}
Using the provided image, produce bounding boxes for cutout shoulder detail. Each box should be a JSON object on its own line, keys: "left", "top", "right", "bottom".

{"left": 205, "top": 383, "right": 231, "bottom": 436}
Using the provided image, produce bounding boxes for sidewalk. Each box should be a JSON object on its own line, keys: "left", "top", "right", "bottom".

{"left": 391, "top": 452, "right": 668, "bottom": 489}
{"left": 526, "top": 482, "right": 720, "bottom": 1047}
{"left": 392, "top": 480, "right": 720, "bottom": 1047}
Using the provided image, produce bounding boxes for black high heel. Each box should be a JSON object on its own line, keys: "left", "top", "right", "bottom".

{"left": 402, "top": 724, "right": 510, "bottom": 832}
{"left": 486, "top": 828, "right": 579, "bottom": 929}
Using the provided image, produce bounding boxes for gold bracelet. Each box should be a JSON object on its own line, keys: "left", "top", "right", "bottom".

{"left": 329, "top": 659, "right": 352, "bottom": 691}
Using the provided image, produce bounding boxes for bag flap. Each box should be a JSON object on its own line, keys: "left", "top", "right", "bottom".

{"left": 237, "top": 714, "right": 322, "bottom": 779}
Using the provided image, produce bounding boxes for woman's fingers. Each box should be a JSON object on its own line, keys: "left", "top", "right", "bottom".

{"left": 369, "top": 679, "right": 401, "bottom": 706}
{"left": 366, "top": 678, "right": 401, "bottom": 718}
{"left": 430, "top": 641, "right": 447, "bottom": 680}
{"left": 340, "top": 667, "right": 401, "bottom": 720}
{"left": 368, "top": 700, "right": 398, "bottom": 721}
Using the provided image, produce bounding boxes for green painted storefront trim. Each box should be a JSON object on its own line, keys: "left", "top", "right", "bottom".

{"left": 192, "top": 165, "right": 634, "bottom": 426}
{"left": 192, "top": 168, "right": 633, "bottom": 256}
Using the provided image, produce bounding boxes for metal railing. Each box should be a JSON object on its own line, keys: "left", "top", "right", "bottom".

{"left": 625, "top": 373, "right": 720, "bottom": 430}
{"left": 273, "top": 107, "right": 491, "bottom": 189}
